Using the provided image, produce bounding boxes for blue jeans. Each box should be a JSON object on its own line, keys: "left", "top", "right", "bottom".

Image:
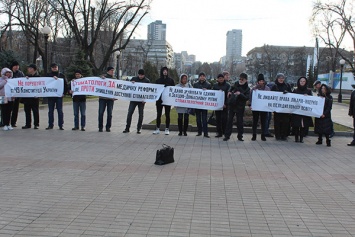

{"left": 125, "top": 101, "right": 145, "bottom": 130}
{"left": 48, "top": 97, "right": 63, "bottom": 128}
{"left": 264, "top": 112, "right": 272, "bottom": 135}
{"left": 73, "top": 101, "right": 86, "bottom": 128}
{"left": 195, "top": 109, "right": 208, "bottom": 135}
{"left": 98, "top": 99, "right": 114, "bottom": 129}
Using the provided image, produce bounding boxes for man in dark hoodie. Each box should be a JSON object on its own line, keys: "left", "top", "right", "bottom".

{"left": 153, "top": 66, "right": 175, "bottom": 135}
{"left": 46, "top": 63, "right": 68, "bottom": 130}
{"left": 10, "top": 61, "right": 25, "bottom": 127}
{"left": 223, "top": 73, "right": 250, "bottom": 141}
{"left": 213, "top": 73, "right": 230, "bottom": 137}
{"left": 193, "top": 72, "right": 211, "bottom": 138}
{"left": 22, "top": 64, "right": 40, "bottom": 129}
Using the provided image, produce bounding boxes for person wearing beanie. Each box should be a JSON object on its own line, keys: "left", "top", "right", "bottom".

{"left": 68, "top": 70, "right": 86, "bottom": 131}
{"left": 249, "top": 73, "right": 270, "bottom": 141}
{"left": 175, "top": 74, "right": 192, "bottom": 136}
{"left": 224, "top": 72, "right": 250, "bottom": 141}
{"left": 10, "top": 61, "right": 25, "bottom": 127}
{"left": 271, "top": 73, "right": 292, "bottom": 140}
{"left": 46, "top": 63, "right": 68, "bottom": 130}
{"left": 213, "top": 73, "right": 230, "bottom": 138}
{"left": 0, "top": 68, "right": 14, "bottom": 131}
{"left": 291, "top": 77, "right": 314, "bottom": 143}
{"left": 193, "top": 72, "right": 211, "bottom": 138}
{"left": 153, "top": 66, "right": 175, "bottom": 135}
{"left": 21, "top": 64, "right": 40, "bottom": 129}
{"left": 98, "top": 66, "right": 116, "bottom": 132}
{"left": 123, "top": 69, "right": 150, "bottom": 134}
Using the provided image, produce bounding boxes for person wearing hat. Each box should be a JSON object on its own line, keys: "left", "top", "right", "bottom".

{"left": 46, "top": 63, "right": 68, "bottom": 130}
{"left": 152, "top": 66, "right": 175, "bottom": 135}
{"left": 271, "top": 73, "right": 292, "bottom": 141}
{"left": 249, "top": 73, "right": 270, "bottom": 141}
{"left": 193, "top": 72, "right": 212, "bottom": 138}
{"left": 223, "top": 72, "right": 250, "bottom": 141}
{"left": 348, "top": 85, "right": 355, "bottom": 146}
{"left": 213, "top": 73, "right": 230, "bottom": 137}
{"left": 98, "top": 66, "right": 116, "bottom": 132}
{"left": 313, "top": 80, "right": 321, "bottom": 92}
{"left": 123, "top": 69, "right": 150, "bottom": 134}
{"left": 68, "top": 70, "right": 86, "bottom": 131}
{"left": 22, "top": 64, "right": 40, "bottom": 129}
{"left": 10, "top": 61, "right": 25, "bottom": 128}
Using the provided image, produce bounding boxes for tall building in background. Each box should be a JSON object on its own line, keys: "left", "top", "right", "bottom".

{"left": 226, "top": 29, "right": 242, "bottom": 60}
{"left": 147, "top": 20, "right": 166, "bottom": 41}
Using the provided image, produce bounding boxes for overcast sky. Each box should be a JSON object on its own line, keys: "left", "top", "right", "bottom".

{"left": 133, "top": 0, "right": 319, "bottom": 63}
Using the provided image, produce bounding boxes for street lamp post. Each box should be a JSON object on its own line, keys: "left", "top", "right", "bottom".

{"left": 116, "top": 51, "right": 120, "bottom": 79}
{"left": 41, "top": 25, "right": 51, "bottom": 75}
{"left": 338, "top": 59, "right": 346, "bottom": 103}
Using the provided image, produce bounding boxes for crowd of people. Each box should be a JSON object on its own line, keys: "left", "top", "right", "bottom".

{"left": 1, "top": 61, "right": 355, "bottom": 147}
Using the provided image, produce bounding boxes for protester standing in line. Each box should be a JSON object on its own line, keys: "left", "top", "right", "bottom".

{"left": 223, "top": 71, "right": 231, "bottom": 83}
{"left": 347, "top": 85, "right": 355, "bottom": 146}
{"left": 69, "top": 70, "right": 86, "bottom": 131}
{"left": 193, "top": 72, "right": 211, "bottom": 138}
{"left": 223, "top": 73, "right": 250, "bottom": 141}
{"left": 213, "top": 73, "right": 230, "bottom": 138}
{"left": 22, "top": 64, "right": 40, "bottom": 129}
{"left": 291, "top": 77, "right": 314, "bottom": 143}
{"left": 46, "top": 63, "right": 68, "bottom": 130}
{"left": 123, "top": 69, "right": 150, "bottom": 134}
{"left": 0, "top": 68, "right": 14, "bottom": 131}
{"left": 264, "top": 82, "right": 274, "bottom": 138}
{"left": 315, "top": 84, "right": 333, "bottom": 147}
{"left": 153, "top": 66, "right": 175, "bottom": 135}
{"left": 271, "top": 73, "right": 292, "bottom": 141}
{"left": 98, "top": 66, "right": 116, "bottom": 132}
{"left": 175, "top": 73, "right": 192, "bottom": 136}
{"left": 10, "top": 61, "right": 25, "bottom": 128}
{"left": 250, "top": 74, "right": 269, "bottom": 141}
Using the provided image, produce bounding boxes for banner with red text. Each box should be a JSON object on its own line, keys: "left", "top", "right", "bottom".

{"left": 71, "top": 77, "right": 165, "bottom": 102}
{"left": 161, "top": 86, "right": 224, "bottom": 110}
{"left": 251, "top": 90, "right": 325, "bottom": 117}
{"left": 5, "top": 77, "right": 64, "bottom": 97}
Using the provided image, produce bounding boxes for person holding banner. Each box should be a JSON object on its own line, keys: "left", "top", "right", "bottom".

{"left": 0, "top": 68, "right": 14, "bottom": 131}
{"left": 123, "top": 69, "right": 150, "bottom": 134}
{"left": 98, "top": 66, "right": 116, "bottom": 132}
{"left": 213, "top": 73, "right": 230, "bottom": 138}
{"left": 291, "top": 77, "right": 314, "bottom": 143}
{"left": 223, "top": 73, "right": 250, "bottom": 141}
{"left": 21, "top": 64, "right": 40, "bottom": 129}
{"left": 348, "top": 85, "right": 355, "bottom": 146}
{"left": 250, "top": 74, "right": 269, "bottom": 141}
{"left": 69, "top": 70, "right": 86, "bottom": 131}
{"left": 153, "top": 66, "right": 175, "bottom": 135}
{"left": 46, "top": 63, "right": 68, "bottom": 130}
{"left": 193, "top": 72, "right": 212, "bottom": 138}
{"left": 10, "top": 61, "right": 25, "bottom": 128}
{"left": 271, "top": 73, "right": 292, "bottom": 141}
{"left": 315, "top": 84, "right": 333, "bottom": 147}
{"left": 175, "top": 73, "right": 192, "bottom": 136}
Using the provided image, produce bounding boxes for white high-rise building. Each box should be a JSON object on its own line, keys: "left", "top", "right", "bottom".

{"left": 147, "top": 20, "right": 166, "bottom": 41}
{"left": 226, "top": 29, "right": 242, "bottom": 60}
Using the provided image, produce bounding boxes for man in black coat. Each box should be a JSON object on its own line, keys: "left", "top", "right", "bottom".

{"left": 10, "top": 61, "right": 25, "bottom": 127}
{"left": 213, "top": 73, "right": 230, "bottom": 137}
{"left": 348, "top": 85, "right": 355, "bottom": 146}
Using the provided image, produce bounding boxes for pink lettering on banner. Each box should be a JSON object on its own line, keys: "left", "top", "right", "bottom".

{"left": 18, "top": 80, "right": 24, "bottom": 86}
{"left": 81, "top": 85, "right": 95, "bottom": 92}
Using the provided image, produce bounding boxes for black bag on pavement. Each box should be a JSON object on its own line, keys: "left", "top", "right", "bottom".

{"left": 155, "top": 144, "right": 174, "bottom": 165}
{"left": 207, "top": 111, "right": 217, "bottom": 126}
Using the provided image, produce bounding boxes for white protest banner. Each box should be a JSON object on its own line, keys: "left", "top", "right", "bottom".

{"left": 5, "top": 77, "right": 64, "bottom": 97}
{"left": 161, "top": 86, "right": 225, "bottom": 110}
{"left": 71, "top": 77, "right": 165, "bottom": 102}
{"left": 251, "top": 90, "right": 325, "bottom": 117}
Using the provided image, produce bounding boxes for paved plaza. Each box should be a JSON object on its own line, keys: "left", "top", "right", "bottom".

{"left": 0, "top": 99, "right": 355, "bottom": 236}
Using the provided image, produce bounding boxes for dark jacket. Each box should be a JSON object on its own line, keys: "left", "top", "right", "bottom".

{"left": 47, "top": 71, "right": 68, "bottom": 95}
{"left": 213, "top": 80, "right": 230, "bottom": 106}
{"left": 69, "top": 78, "right": 86, "bottom": 103}
{"left": 228, "top": 81, "right": 250, "bottom": 111}
{"left": 193, "top": 80, "right": 211, "bottom": 90}
{"left": 12, "top": 70, "right": 25, "bottom": 78}
{"left": 271, "top": 80, "right": 292, "bottom": 93}
{"left": 156, "top": 68, "right": 175, "bottom": 103}
{"left": 291, "top": 78, "right": 314, "bottom": 128}
{"left": 131, "top": 76, "right": 150, "bottom": 84}
{"left": 315, "top": 87, "right": 333, "bottom": 135}
{"left": 349, "top": 90, "right": 355, "bottom": 117}
{"left": 22, "top": 71, "right": 40, "bottom": 104}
